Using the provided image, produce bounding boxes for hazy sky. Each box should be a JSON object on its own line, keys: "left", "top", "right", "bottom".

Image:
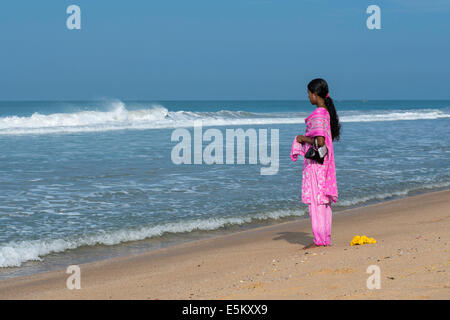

{"left": 0, "top": 0, "right": 449, "bottom": 100}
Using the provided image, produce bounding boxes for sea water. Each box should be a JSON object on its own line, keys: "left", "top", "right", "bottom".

{"left": 0, "top": 100, "right": 449, "bottom": 278}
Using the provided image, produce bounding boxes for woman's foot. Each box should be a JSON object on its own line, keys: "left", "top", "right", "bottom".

{"left": 302, "top": 243, "right": 320, "bottom": 250}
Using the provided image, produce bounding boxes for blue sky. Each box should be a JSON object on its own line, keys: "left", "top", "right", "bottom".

{"left": 0, "top": 0, "right": 449, "bottom": 100}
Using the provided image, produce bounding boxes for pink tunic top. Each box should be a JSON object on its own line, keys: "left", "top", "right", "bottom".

{"left": 290, "top": 107, "right": 338, "bottom": 205}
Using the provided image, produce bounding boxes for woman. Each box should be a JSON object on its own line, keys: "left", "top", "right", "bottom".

{"left": 290, "top": 78, "right": 341, "bottom": 249}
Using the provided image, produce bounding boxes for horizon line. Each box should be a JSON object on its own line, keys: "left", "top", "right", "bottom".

{"left": 0, "top": 98, "right": 449, "bottom": 102}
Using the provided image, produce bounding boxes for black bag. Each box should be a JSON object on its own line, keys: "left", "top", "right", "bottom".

{"left": 304, "top": 138, "right": 325, "bottom": 164}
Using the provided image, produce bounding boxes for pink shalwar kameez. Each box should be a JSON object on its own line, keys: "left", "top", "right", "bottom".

{"left": 290, "top": 107, "right": 338, "bottom": 246}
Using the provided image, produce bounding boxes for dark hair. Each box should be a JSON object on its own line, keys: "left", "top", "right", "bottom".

{"left": 307, "top": 78, "right": 341, "bottom": 142}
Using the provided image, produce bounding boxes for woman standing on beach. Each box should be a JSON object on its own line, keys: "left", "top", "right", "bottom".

{"left": 290, "top": 78, "right": 341, "bottom": 249}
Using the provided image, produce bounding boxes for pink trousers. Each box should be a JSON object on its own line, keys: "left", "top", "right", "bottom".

{"left": 307, "top": 166, "right": 332, "bottom": 246}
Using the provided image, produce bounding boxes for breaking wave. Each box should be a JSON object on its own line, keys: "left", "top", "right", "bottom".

{"left": 0, "top": 208, "right": 306, "bottom": 267}
{"left": 0, "top": 101, "right": 449, "bottom": 135}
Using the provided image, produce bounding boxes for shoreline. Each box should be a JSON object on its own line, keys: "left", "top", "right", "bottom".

{"left": 0, "top": 188, "right": 449, "bottom": 299}
{"left": 1, "top": 185, "right": 448, "bottom": 281}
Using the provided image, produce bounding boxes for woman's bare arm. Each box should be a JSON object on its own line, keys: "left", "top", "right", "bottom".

{"left": 296, "top": 135, "right": 325, "bottom": 146}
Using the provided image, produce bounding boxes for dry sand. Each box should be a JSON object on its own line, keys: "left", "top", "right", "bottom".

{"left": 0, "top": 189, "right": 449, "bottom": 300}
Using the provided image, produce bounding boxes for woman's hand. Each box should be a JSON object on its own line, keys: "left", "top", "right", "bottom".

{"left": 315, "top": 136, "right": 325, "bottom": 147}
{"left": 296, "top": 135, "right": 306, "bottom": 144}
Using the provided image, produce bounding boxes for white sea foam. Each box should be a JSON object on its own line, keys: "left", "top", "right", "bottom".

{"left": 0, "top": 208, "right": 306, "bottom": 267}
{"left": 0, "top": 101, "right": 449, "bottom": 135}
{"left": 336, "top": 180, "right": 450, "bottom": 207}
{"left": 2, "top": 180, "right": 449, "bottom": 267}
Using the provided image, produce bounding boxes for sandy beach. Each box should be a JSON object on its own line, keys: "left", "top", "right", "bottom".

{"left": 0, "top": 189, "right": 449, "bottom": 300}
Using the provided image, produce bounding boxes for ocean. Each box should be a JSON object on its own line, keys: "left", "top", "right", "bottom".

{"left": 1, "top": 100, "right": 449, "bottom": 278}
